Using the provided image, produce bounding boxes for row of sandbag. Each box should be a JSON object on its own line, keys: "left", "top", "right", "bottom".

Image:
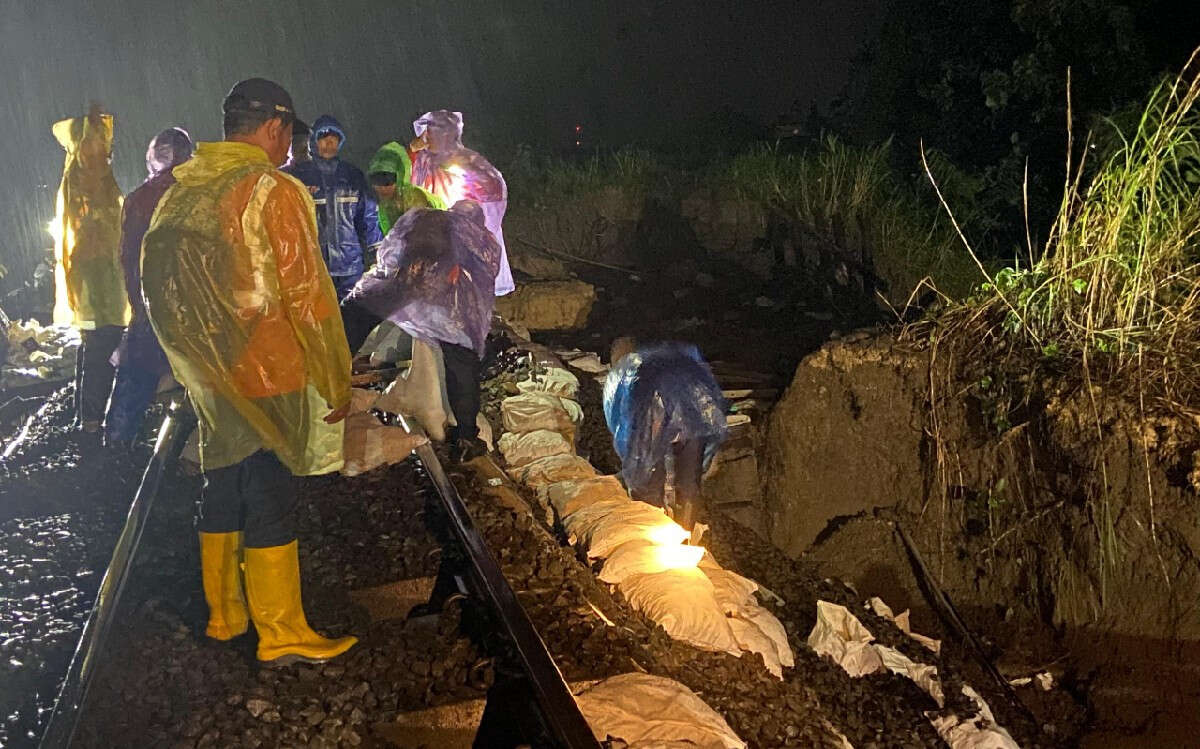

{"left": 2, "top": 319, "right": 79, "bottom": 389}
{"left": 491, "top": 360, "right": 795, "bottom": 679}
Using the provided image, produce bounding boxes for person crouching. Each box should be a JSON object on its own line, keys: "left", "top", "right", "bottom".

{"left": 603, "top": 339, "right": 728, "bottom": 531}
{"left": 342, "top": 201, "right": 501, "bottom": 463}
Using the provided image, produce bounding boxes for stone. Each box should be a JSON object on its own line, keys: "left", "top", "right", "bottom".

{"left": 494, "top": 281, "right": 596, "bottom": 331}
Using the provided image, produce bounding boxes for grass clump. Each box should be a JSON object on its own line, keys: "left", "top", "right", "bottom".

{"left": 715, "top": 137, "right": 980, "bottom": 303}
{"left": 935, "top": 53, "right": 1200, "bottom": 406}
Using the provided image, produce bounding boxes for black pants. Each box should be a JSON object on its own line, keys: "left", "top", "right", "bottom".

{"left": 76, "top": 325, "right": 124, "bottom": 426}
{"left": 340, "top": 300, "right": 382, "bottom": 356}
{"left": 197, "top": 450, "right": 296, "bottom": 548}
{"left": 442, "top": 342, "right": 480, "bottom": 442}
{"left": 629, "top": 438, "right": 703, "bottom": 530}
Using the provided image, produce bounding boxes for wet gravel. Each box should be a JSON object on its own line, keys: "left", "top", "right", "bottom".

{"left": 73, "top": 458, "right": 505, "bottom": 748}
{"left": 0, "top": 386, "right": 151, "bottom": 747}
{"left": 12, "top": 345, "right": 1061, "bottom": 748}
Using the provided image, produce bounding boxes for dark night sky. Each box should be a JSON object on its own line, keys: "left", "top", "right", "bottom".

{"left": 0, "top": 0, "right": 883, "bottom": 281}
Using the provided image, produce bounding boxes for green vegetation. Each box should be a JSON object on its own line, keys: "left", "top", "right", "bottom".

{"left": 937, "top": 54, "right": 1200, "bottom": 406}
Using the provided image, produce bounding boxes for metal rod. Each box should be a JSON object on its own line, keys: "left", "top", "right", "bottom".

{"left": 406, "top": 425, "right": 600, "bottom": 748}
{"left": 40, "top": 400, "right": 191, "bottom": 748}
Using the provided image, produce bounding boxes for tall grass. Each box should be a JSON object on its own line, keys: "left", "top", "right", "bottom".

{"left": 716, "top": 137, "right": 980, "bottom": 302}
{"left": 946, "top": 53, "right": 1200, "bottom": 404}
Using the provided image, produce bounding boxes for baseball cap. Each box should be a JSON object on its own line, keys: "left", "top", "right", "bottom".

{"left": 222, "top": 78, "right": 296, "bottom": 122}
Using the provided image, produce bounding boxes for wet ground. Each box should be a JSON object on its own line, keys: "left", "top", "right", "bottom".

{"left": 0, "top": 386, "right": 151, "bottom": 747}
{"left": 4, "top": 328, "right": 1070, "bottom": 747}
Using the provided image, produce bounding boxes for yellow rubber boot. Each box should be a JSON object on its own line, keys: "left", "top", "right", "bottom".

{"left": 243, "top": 541, "right": 357, "bottom": 665}
{"left": 199, "top": 531, "right": 249, "bottom": 640}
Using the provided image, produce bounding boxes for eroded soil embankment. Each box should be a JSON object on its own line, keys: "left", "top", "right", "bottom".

{"left": 762, "top": 333, "right": 1200, "bottom": 746}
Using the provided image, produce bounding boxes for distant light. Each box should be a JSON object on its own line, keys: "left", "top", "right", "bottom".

{"left": 574, "top": 124, "right": 582, "bottom": 133}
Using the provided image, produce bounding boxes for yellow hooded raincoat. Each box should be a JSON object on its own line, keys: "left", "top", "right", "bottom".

{"left": 51, "top": 114, "right": 130, "bottom": 329}
{"left": 141, "top": 141, "right": 351, "bottom": 475}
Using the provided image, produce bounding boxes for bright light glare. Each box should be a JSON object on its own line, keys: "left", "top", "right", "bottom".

{"left": 643, "top": 521, "right": 689, "bottom": 546}
{"left": 46, "top": 219, "right": 63, "bottom": 245}
{"left": 650, "top": 543, "right": 705, "bottom": 571}
{"left": 443, "top": 164, "right": 468, "bottom": 206}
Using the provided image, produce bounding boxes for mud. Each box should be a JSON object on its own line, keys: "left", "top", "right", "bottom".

{"left": 763, "top": 332, "right": 1200, "bottom": 745}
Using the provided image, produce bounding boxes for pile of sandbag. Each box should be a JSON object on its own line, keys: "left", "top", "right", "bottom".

{"left": 2, "top": 319, "right": 79, "bottom": 389}
{"left": 552, "top": 483, "right": 793, "bottom": 677}
{"left": 341, "top": 387, "right": 428, "bottom": 476}
{"left": 808, "top": 600, "right": 1018, "bottom": 749}
{"left": 488, "top": 355, "right": 794, "bottom": 678}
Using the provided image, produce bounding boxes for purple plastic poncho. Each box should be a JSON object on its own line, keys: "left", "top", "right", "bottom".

{"left": 603, "top": 342, "right": 729, "bottom": 494}
{"left": 411, "top": 111, "right": 513, "bottom": 296}
{"left": 346, "top": 201, "right": 501, "bottom": 356}
{"left": 105, "top": 128, "right": 193, "bottom": 443}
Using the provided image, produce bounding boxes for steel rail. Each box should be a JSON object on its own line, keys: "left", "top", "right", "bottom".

{"left": 40, "top": 400, "right": 191, "bottom": 748}
{"left": 406, "top": 426, "right": 601, "bottom": 749}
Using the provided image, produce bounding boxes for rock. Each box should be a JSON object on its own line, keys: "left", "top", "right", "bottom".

{"left": 245, "top": 698, "right": 272, "bottom": 718}
{"left": 494, "top": 281, "right": 596, "bottom": 331}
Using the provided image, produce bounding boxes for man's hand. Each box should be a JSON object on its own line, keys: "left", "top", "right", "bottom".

{"left": 324, "top": 403, "right": 350, "bottom": 424}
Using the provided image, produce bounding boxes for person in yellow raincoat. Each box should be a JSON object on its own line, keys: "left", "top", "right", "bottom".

{"left": 51, "top": 103, "right": 130, "bottom": 433}
{"left": 141, "top": 78, "right": 355, "bottom": 665}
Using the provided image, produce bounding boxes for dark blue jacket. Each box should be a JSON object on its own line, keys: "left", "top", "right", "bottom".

{"left": 283, "top": 115, "right": 383, "bottom": 277}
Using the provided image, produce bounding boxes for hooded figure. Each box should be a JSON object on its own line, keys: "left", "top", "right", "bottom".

{"left": 367, "top": 141, "right": 445, "bottom": 236}
{"left": 51, "top": 107, "right": 129, "bottom": 432}
{"left": 103, "top": 127, "right": 193, "bottom": 446}
{"left": 410, "top": 110, "right": 514, "bottom": 296}
{"left": 342, "top": 201, "right": 501, "bottom": 461}
{"left": 603, "top": 341, "right": 728, "bottom": 531}
{"left": 285, "top": 114, "right": 382, "bottom": 299}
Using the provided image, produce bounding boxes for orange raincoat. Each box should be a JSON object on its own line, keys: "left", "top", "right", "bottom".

{"left": 141, "top": 141, "right": 350, "bottom": 474}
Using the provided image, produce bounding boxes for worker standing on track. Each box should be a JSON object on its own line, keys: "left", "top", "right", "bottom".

{"left": 285, "top": 114, "right": 383, "bottom": 300}
{"left": 103, "top": 127, "right": 193, "bottom": 449}
{"left": 141, "top": 78, "right": 356, "bottom": 665}
{"left": 368, "top": 140, "right": 444, "bottom": 237}
{"left": 50, "top": 102, "right": 130, "bottom": 437}
{"left": 603, "top": 339, "right": 728, "bottom": 532}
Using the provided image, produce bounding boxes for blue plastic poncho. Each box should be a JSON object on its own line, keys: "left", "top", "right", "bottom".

{"left": 603, "top": 342, "right": 728, "bottom": 493}
{"left": 345, "top": 201, "right": 501, "bottom": 356}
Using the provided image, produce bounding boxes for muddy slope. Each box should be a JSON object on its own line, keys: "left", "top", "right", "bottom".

{"left": 763, "top": 332, "right": 1200, "bottom": 743}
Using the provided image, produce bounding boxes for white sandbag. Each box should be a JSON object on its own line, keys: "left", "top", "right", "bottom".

{"left": 348, "top": 387, "right": 379, "bottom": 414}
{"left": 728, "top": 617, "right": 784, "bottom": 679}
{"left": 501, "top": 391, "right": 579, "bottom": 436}
{"left": 562, "top": 499, "right": 637, "bottom": 545}
{"left": 575, "top": 673, "right": 746, "bottom": 749}
{"left": 578, "top": 502, "right": 690, "bottom": 559}
{"left": 738, "top": 604, "right": 794, "bottom": 669}
{"left": 358, "top": 320, "right": 412, "bottom": 365}
{"left": 509, "top": 453, "right": 598, "bottom": 488}
{"left": 702, "top": 567, "right": 759, "bottom": 615}
{"left": 374, "top": 338, "right": 454, "bottom": 441}
{"left": 808, "top": 601, "right": 883, "bottom": 677}
{"left": 598, "top": 540, "right": 705, "bottom": 586}
{"left": 927, "top": 686, "right": 1019, "bottom": 749}
{"left": 868, "top": 596, "right": 941, "bottom": 654}
{"left": 516, "top": 366, "right": 579, "bottom": 398}
{"left": 619, "top": 569, "right": 741, "bottom": 655}
{"left": 497, "top": 429, "right": 572, "bottom": 468}
{"left": 543, "top": 475, "right": 629, "bottom": 522}
{"left": 342, "top": 412, "right": 428, "bottom": 476}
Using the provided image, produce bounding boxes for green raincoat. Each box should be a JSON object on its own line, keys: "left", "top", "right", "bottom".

{"left": 368, "top": 141, "right": 444, "bottom": 236}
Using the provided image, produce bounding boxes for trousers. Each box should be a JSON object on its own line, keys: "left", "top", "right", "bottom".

{"left": 629, "top": 437, "right": 703, "bottom": 530}
{"left": 76, "top": 325, "right": 124, "bottom": 426}
{"left": 197, "top": 450, "right": 296, "bottom": 548}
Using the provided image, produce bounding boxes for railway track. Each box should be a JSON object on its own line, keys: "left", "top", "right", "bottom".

{"left": 35, "top": 404, "right": 600, "bottom": 748}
